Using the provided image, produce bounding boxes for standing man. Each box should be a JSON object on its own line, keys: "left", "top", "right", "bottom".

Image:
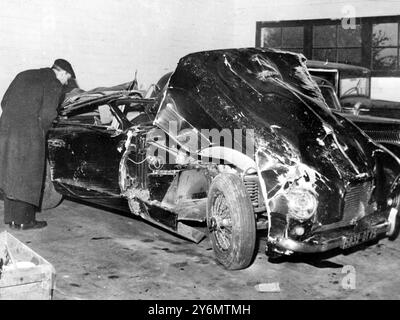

{"left": 0, "top": 59, "right": 76, "bottom": 230}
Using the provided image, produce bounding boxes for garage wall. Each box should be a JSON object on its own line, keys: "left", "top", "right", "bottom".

{"left": 0, "top": 0, "right": 237, "bottom": 101}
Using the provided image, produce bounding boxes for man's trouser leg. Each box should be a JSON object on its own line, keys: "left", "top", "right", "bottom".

{"left": 4, "top": 197, "right": 36, "bottom": 225}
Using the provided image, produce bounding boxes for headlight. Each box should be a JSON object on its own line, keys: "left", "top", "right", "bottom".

{"left": 285, "top": 188, "right": 318, "bottom": 220}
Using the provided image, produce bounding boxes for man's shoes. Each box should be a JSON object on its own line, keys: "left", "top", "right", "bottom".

{"left": 9, "top": 220, "right": 47, "bottom": 230}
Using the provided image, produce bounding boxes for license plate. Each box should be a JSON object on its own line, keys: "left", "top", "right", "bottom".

{"left": 341, "top": 229, "right": 378, "bottom": 249}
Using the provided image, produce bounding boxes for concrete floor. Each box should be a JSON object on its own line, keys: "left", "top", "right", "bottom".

{"left": 1, "top": 198, "right": 400, "bottom": 300}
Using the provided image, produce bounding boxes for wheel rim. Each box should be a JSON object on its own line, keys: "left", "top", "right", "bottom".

{"left": 209, "top": 192, "right": 233, "bottom": 251}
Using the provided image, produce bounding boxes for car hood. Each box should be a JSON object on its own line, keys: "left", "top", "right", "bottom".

{"left": 162, "top": 48, "right": 377, "bottom": 183}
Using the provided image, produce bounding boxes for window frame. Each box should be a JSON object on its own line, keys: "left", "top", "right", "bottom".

{"left": 258, "top": 21, "right": 306, "bottom": 55}
{"left": 256, "top": 15, "right": 400, "bottom": 77}
{"left": 312, "top": 23, "right": 362, "bottom": 65}
{"left": 371, "top": 22, "right": 400, "bottom": 71}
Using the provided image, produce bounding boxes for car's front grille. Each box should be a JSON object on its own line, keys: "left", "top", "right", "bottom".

{"left": 342, "top": 181, "right": 375, "bottom": 223}
{"left": 243, "top": 175, "right": 260, "bottom": 208}
{"left": 363, "top": 130, "right": 400, "bottom": 146}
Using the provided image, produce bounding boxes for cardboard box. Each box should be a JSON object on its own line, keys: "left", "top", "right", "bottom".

{"left": 0, "top": 231, "right": 55, "bottom": 300}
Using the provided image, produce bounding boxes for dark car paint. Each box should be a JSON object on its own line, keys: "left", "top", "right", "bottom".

{"left": 48, "top": 124, "right": 123, "bottom": 196}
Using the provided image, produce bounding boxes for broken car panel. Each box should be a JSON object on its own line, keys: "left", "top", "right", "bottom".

{"left": 47, "top": 48, "right": 400, "bottom": 270}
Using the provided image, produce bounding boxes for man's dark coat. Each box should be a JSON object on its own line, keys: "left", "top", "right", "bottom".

{"left": 0, "top": 68, "right": 62, "bottom": 207}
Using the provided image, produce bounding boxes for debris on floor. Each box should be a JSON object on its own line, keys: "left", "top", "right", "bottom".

{"left": 254, "top": 282, "right": 281, "bottom": 293}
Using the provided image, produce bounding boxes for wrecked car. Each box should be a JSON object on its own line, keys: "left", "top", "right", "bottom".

{"left": 45, "top": 48, "right": 400, "bottom": 270}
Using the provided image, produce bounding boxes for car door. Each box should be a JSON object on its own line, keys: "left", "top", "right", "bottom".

{"left": 47, "top": 103, "right": 125, "bottom": 197}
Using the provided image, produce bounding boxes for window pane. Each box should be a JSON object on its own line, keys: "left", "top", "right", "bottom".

{"left": 372, "top": 23, "right": 398, "bottom": 47}
{"left": 372, "top": 47, "right": 398, "bottom": 70}
{"left": 282, "top": 26, "right": 303, "bottom": 48}
{"left": 261, "top": 27, "right": 281, "bottom": 48}
{"left": 313, "top": 25, "right": 337, "bottom": 47}
{"left": 338, "top": 48, "right": 362, "bottom": 65}
{"left": 338, "top": 25, "right": 361, "bottom": 47}
{"left": 340, "top": 78, "right": 369, "bottom": 97}
{"left": 313, "top": 48, "right": 337, "bottom": 62}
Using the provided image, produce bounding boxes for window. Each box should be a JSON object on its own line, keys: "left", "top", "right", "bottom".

{"left": 340, "top": 78, "right": 370, "bottom": 97}
{"left": 282, "top": 27, "right": 304, "bottom": 48}
{"left": 261, "top": 27, "right": 281, "bottom": 48}
{"left": 257, "top": 16, "right": 400, "bottom": 77}
{"left": 372, "top": 23, "right": 399, "bottom": 70}
{"left": 312, "top": 24, "right": 362, "bottom": 65}
{"left": 261, "top": 26, "right": 304, "bottom": 54}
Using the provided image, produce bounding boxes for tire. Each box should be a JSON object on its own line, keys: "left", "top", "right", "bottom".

{"left": 41, "top": 160, "right": 63, "bottom": 210}
{"left": 206, "top": 173, "right": 256, "bottom": 270}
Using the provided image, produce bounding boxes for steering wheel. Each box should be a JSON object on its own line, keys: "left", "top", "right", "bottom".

{"left": 343, "top": 79, "right": 362, "bottom": 96}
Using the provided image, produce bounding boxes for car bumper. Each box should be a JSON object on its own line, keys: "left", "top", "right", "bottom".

{"left": 271, "top": 220, "right": 390, "bottom": 254}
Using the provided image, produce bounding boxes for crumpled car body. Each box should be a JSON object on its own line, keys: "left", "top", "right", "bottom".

{"left": 47, "top": 48, "right": 400, "bottom": 269}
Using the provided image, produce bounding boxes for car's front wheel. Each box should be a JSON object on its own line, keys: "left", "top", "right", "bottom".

{"left": 207, "top": 173, "right": 256, "bottom": 270}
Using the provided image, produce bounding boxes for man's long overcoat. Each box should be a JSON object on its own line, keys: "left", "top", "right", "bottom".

{"left": 0, "top": 68, "right": 62, "bottom": 207}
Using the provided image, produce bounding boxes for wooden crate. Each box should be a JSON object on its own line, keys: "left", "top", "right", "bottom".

{"left": 0, "top": 231, "right": 55, "bottom": 300}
